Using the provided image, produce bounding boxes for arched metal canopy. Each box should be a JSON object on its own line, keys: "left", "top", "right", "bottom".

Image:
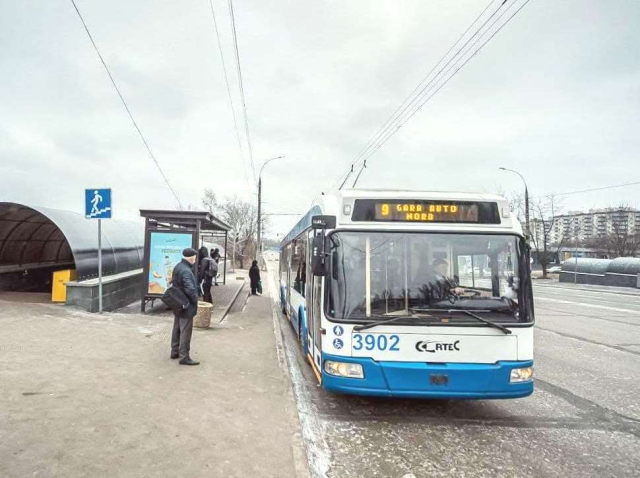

{"left": 607, "top": 257, "right": 640, "bottom": 276}
{"left": 0, "top": 202, "right": 144, "bottom": 281}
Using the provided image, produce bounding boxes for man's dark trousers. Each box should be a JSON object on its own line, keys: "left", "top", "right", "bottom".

{"left": 171, "top": 312, "right": 193, "bottom": 360}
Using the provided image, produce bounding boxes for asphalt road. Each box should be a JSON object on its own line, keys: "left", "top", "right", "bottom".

{"left": 266, "top": 259, "right": 640, "bottom": 478}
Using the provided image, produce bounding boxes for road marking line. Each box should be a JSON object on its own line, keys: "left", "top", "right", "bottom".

{"left": 537, "top": 290, "right": 640, "bottom": 306}
{"left": 536, "top": 287, "right": 640, "bottom": 300}
{"left": 534, "top": 284, "right": 640, "bottom": 299}
{"left": 536, "top": 296, "right": 640, "bottom": 314}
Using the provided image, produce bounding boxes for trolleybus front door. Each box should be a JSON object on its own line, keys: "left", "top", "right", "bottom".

{"left": 306, "top": 230, "right": 323, "bottom": 374}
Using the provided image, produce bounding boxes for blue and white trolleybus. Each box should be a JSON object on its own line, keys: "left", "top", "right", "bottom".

{"left": 279, "top": 189, "right": 534, "bottom": 399}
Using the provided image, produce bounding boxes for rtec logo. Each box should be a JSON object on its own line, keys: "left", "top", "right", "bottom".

{"left": 415, "top": 340, "right": 460, "bottom": 353}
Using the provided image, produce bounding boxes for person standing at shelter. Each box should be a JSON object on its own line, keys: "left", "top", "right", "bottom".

{"left": 197, "top": 246, "right": 209, "bottom": 297}
{"left": 249, "top": 260, "right": 261, "bottom": 295}
{"left": 171, "top": 248, "right": 200, "bottom": 366}
{"left": 199, "top": 248, "right": 215, "bottom": 304}
{"left": 211, "top": 248, "right": 221, "bottom": 286}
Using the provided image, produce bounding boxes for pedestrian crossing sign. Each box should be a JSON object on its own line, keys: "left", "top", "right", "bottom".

{"left": 85, "top": 189, "right": 112, "bottom": 219}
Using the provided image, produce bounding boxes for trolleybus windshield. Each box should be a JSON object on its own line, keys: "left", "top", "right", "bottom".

{"left": 327, "top": 232, "right": 531, "bottom": 324}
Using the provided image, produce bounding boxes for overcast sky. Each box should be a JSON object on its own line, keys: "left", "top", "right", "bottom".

{"left": 1, "top": 0, "right": 639, "bottom": 237}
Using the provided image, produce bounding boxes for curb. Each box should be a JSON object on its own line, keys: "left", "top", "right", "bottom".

{"left": 218, "top": 280, "right": 246, "bottom": 323}
{"left": 266, "top": 263, "right": 313, "bottom": 478}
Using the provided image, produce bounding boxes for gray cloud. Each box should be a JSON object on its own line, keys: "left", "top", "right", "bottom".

{"left": 1, "top": 0, "right": 639, "bottom": 236}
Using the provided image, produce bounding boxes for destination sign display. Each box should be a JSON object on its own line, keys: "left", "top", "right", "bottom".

{"left": 351, "top": 199, "right": 501, "bottom": 224}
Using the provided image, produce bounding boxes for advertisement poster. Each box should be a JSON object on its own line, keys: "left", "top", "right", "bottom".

{"left": 147, "top": 232, "right": 193, "bottom": 295}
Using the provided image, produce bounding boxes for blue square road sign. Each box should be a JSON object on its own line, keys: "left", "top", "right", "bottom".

{"left": 85, "top": 189, "right": 112, "bottom": 219}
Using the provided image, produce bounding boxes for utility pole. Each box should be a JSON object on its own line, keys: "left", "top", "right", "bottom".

{"left": 257, "top": 175, "right": 262, "bottom": 261}
{"left": 256, "top": 155, "right": 284, "bottom": 265}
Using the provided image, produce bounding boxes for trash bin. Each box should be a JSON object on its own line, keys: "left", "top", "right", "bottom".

{"left": 194, "top": 301, "right": 213, "bottom": 328}
{"left": 52, "top": 269, "right": 77, "bottom": 303}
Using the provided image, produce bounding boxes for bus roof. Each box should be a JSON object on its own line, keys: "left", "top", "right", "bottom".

{"left": 281, "top": 189, "right": 521, "bottom": 246}
{"left": 340, "top": 188, "right": 506, "bottom": 202}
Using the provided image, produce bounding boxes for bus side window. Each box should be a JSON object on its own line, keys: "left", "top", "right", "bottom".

{"left": 282, "top": 247, "right": 290, "bottom": 285}
{"left": 291, "top": 238, "right": 307, "bottom": 297}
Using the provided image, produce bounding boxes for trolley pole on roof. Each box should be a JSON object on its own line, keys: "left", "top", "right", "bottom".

{"left": 256, "top": 156, "right": 284, "bottom": 265}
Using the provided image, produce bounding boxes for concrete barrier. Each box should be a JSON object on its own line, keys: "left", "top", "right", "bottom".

{"left": 66, "top": 269, "right": 142, "bottom": 312}
{"left": 560, "top": 258, "right": 640, "bottom": 289}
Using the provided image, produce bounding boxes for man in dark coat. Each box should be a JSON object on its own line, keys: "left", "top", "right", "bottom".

{"left": 171, "top": 248, "right": 200, "bottom": 365}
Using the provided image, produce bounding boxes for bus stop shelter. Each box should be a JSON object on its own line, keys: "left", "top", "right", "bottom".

{"left": 139, "top": 209, "right": 231, "bottom": 312}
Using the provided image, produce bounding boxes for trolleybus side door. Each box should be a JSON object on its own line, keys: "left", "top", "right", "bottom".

{"left": 286, "top": 243, "right": 293, "bottom": 316}
{"left": 311, "top": 232, "right": 323, "bottom": 371}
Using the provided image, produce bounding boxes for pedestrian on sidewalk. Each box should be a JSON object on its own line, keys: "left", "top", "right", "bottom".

{"left": 199, "top": 248, "right": 216, "bottom": 304}
{"left": 249, "top": 259, "right": 261, "bottom": 295}
{"left": 197, "top": 246, "right": 209, "bottom": 298}
{"left": 171, "top": 248, "right": 200, "bottom": 366}
{"left": 211, "top": 248, "right": 221, "bottom": 286}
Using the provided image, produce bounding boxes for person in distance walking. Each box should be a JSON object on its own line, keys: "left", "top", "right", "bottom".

{"left": 249, "top": 260, "right": 261, "bottom": 295}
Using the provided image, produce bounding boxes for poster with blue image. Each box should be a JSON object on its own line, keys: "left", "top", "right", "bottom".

{"left": 147, "top": 231, "right": 194, "bottom": 295}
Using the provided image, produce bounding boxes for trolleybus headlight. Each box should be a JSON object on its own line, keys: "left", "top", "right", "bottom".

{"left": 324, "top": 361, "right": 364, "bottom": 379}
{"left": 510, "top": 367, "right": 534, "bottom": 383}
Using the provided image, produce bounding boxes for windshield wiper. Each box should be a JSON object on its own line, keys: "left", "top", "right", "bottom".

{"left": 412, "top": 308, "right": 512, "bottom": 335}
{"left": 353, "top": 314, "right": 433, "bottom": 332}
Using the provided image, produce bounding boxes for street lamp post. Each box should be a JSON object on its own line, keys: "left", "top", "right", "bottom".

{"left": 499, "top": 167, "right": 530, "bottom": 239}
{"left": 257, "top": 156, "right": 284, "bottom": 264}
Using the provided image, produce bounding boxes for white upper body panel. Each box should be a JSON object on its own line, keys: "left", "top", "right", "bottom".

{"left": 311, "top": 189, "right": 523, "bottom": 236}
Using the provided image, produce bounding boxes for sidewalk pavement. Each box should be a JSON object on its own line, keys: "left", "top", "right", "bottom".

{"left": 0, "top": 272, "right": 307, "bottom": 477}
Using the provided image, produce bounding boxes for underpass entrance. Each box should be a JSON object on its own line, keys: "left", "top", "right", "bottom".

{"left": 0, "top": 202, "right": 143, "bottom": 303}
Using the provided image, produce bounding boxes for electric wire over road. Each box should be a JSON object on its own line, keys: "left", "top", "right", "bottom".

{"left": 228, "top": 0, "right": 256, "bottom": 185}
{"left": 332, "top": 0, "right": 533, "bottom": 191}
{"left": 69, "top": 0, "right": 183, "bottom": 209}
{"left": 207, "top": 0, "right": 253, "bottom": 190}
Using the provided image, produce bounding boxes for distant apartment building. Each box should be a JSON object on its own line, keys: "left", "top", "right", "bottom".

{"left": 530, "top": 207, "right": 640, "bottom": 245}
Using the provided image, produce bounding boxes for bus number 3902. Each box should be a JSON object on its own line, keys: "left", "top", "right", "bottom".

{"left": 352, "top": 334, "right": 400, "bottom": 351}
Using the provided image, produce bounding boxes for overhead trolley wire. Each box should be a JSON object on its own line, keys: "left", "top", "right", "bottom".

{"left": 228, "top": 0, "right": 256, "bottom": 185}
{"left": 330, "top": 0, "right": 504, "bottom": 191}
{"left": 332, "top": 0, "right": 533, "bottom": 191}
{"left": 346, "top": 0, "right": 504, "bottom": 179}
{"left": 531, "top": 180, "right": 640, "bottom": 200}
{"left": 207, "top": 0, "right": 252, "bottom": 189}
{"left": 69, "top": 0, "right": 183, "bottom": 208}
{"left": 355, "top": 0, "right": 532, "bottom": 168}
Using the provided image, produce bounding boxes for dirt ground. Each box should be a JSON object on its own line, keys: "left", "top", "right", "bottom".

{"left": 0, "top": 292, "right": 305, "bottom": 477}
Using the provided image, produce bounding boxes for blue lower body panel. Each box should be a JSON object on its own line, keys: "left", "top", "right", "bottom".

{"left": 322, "top": 353, "right": 533, "bottom": 399}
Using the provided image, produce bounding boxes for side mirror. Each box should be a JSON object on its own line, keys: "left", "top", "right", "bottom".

{"left": 311, "top": 233, "right": 328, "bottom": 276}
{"left": 311, "top": 215, "right": 336, "bottom": 230}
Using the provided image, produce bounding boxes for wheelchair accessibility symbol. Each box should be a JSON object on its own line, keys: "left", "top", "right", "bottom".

{"left": 333, "top": 338, "right": 344, "bottom": 349}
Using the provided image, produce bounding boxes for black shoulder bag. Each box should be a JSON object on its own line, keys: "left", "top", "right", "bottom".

{"left": 161, "top": 285, "right": 190, "bottom": 311}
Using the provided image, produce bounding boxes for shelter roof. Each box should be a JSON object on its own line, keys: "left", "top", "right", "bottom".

{"left": 139, "top": 210, "right": 231, "bottom": 232}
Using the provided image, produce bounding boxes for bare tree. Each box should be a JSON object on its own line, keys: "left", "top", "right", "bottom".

{"left": 219, "top": 196, "right": 258, "bottom": 269}
{"left": 588, "top": 203, "right": 640, "bottom": 258}
{"left": 529, "top": 194, "right": 567, "bottom": 278}
{"left": 605, "top": 226, "right": 640, "bottom": 258}
{"left": 201, "top": 188, "right": 218, "bottom": 215}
